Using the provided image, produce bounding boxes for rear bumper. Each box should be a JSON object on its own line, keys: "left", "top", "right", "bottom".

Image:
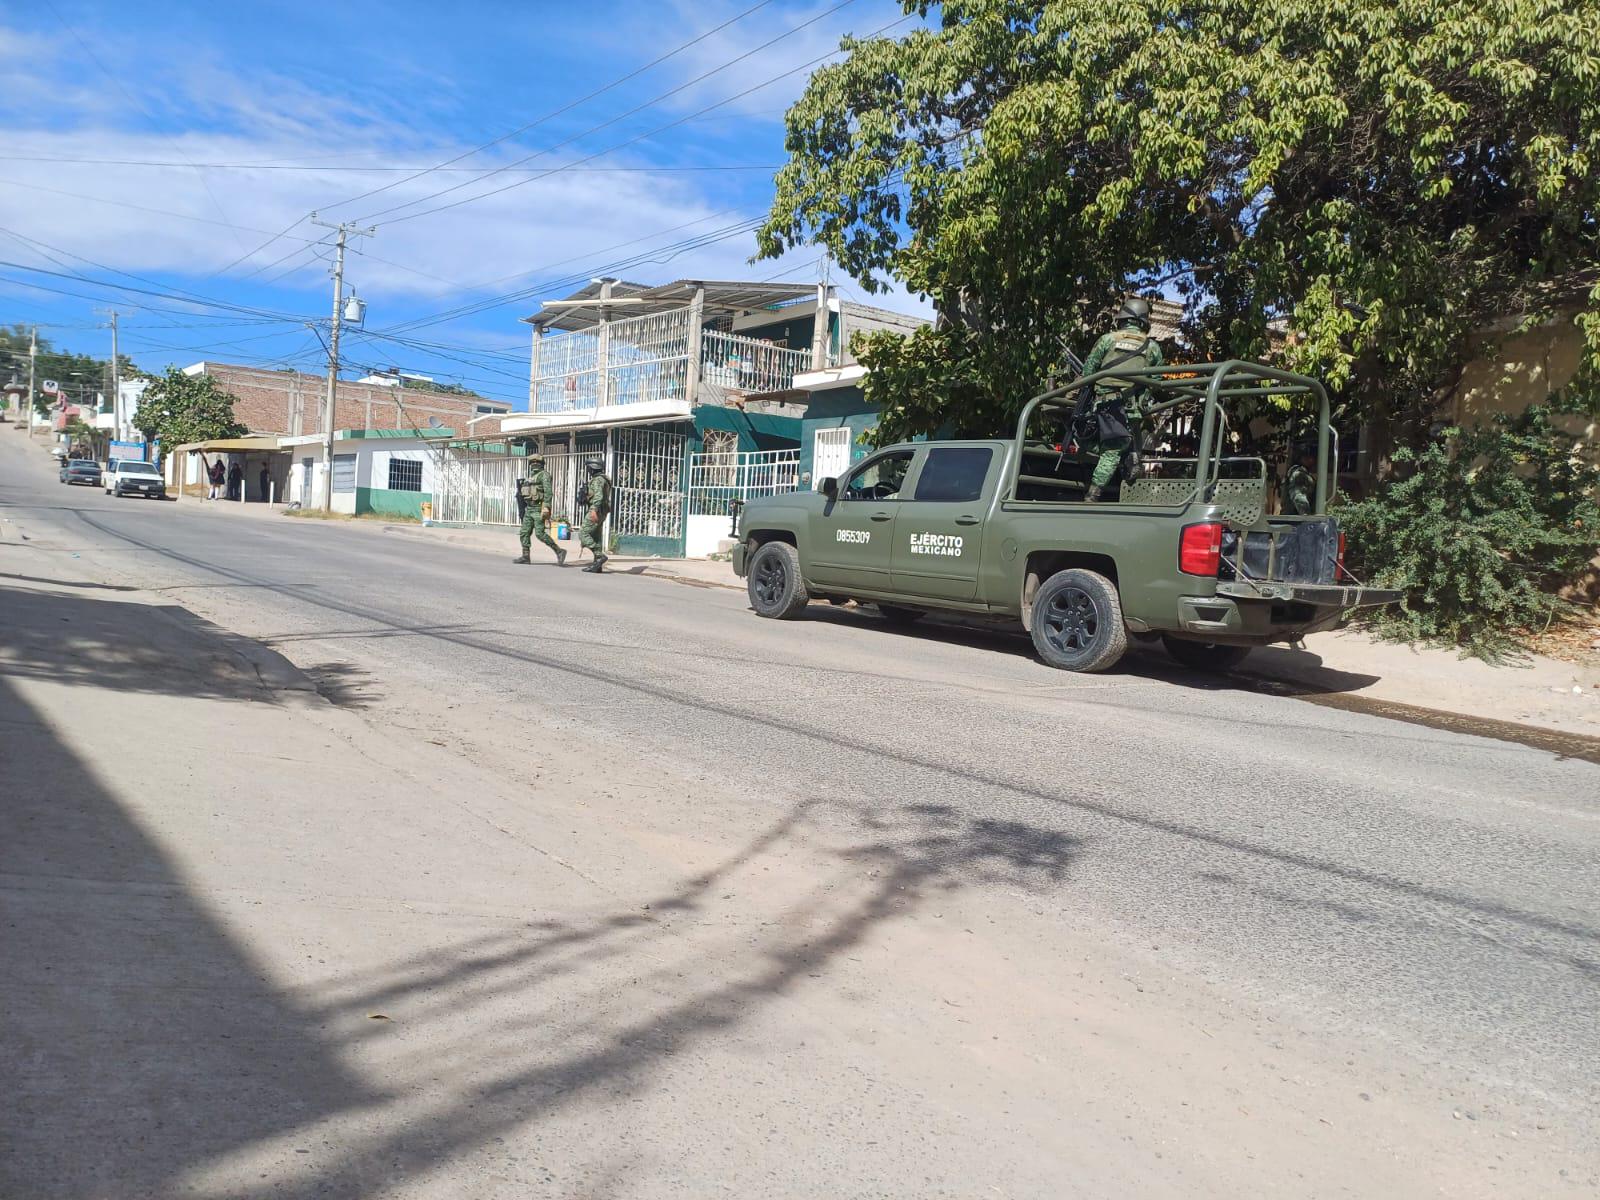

{"left": 1176, "top": 582, "right": 1400, "bottom": 642}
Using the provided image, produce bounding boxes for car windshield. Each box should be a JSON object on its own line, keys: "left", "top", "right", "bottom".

{"left": 69, "top": 462, "right": 99, "bottom": 471}
{"left": 121, "top": 464, "right": 161, "bottom": 477}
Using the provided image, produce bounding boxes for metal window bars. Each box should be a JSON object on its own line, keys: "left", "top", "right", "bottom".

{"left": 612, "top": 427, "right": 688, "bottom": 541}
{"left": 699, "top": 328, "right": 809, "bottom": 395}
{"left": 687, "top": 447, "right": 800, "bottom": 515}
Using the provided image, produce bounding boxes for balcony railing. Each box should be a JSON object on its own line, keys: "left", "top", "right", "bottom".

{"left": 532, "top": 310, "right": 811, "bottom": 414}
{"left": 687, "top": 447, "right": 800, "bottom": 515}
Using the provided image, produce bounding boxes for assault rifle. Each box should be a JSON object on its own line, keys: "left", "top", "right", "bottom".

{"left": 514, "top": 478, "right": 529, "bottom": 521}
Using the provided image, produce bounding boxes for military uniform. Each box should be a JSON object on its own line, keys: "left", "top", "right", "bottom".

{"left": 579, "top": 458, "right": 611, "bottom": 572}
{"left": 1284, "top": 461, "right": 1316, "bottom": 515}
{"left": 1078, "top": 313, "right": 1165, "bottom": 498}
{"left": 513, "top": 457, "right": 566, "bottom": 565}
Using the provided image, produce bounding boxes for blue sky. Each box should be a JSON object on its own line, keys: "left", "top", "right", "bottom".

{"left": 0, "top": 0, "right": 920, "bottom": 405}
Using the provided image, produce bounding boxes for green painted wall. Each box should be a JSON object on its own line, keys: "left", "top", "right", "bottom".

{"left": 798, "top": 386, "right": 879, "bottom": 486}
{"left": 356, "top": 486, "right": 428, "bottom": 519}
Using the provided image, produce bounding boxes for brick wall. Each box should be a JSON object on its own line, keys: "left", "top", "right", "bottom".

{"left": 192, "top": 363, "right": 505, "bottom": 436}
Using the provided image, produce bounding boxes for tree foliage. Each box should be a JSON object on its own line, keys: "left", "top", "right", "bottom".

{"left": 0, "top": 325, "right": 124, "bottom": 416}
{"left": 1338, "top": 402, "right": 1600, "bottom": 656}
{"left": 133, "top": 368, "right": 246, "bottom": 451}
{"left": 758, "top": 1, "right": 1600, "bottom": 447}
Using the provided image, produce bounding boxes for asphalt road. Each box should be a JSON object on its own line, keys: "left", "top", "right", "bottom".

{"left": 4, "top": 433, "right": 1597, "bottom": 1198}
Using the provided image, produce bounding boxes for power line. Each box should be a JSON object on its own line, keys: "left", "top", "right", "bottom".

{"left": 324, "top": 0, "right": 777, "bottom": 216}
{"left": 0, "top": 156, "right": 784, "bottom": 173}
{"left": 357, "top": 0, "right": 863, "bottom": 227}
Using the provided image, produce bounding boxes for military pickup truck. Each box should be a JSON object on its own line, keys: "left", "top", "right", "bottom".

{"left": 732, "top": 360, "right": 1397, "bottom": 673}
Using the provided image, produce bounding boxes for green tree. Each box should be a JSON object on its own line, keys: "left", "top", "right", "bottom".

{"left": 757, "top": 1, "right": 1600, "bottom": 450}
{"left": 1337, "top": 402, "right": 1600, "bottom": 656}
{"left": 0, "top": 325, "right": 125, "bottom": 417}
{"left": 133, "top": 367, "right": 246, "bottom": 450}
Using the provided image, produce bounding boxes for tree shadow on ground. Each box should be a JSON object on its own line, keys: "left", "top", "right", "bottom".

{"left": 178, "top": 798, "right": 1082, "bottom": 1199}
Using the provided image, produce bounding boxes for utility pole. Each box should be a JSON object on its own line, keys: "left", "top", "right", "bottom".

{"left": 96, "top": 308, "right": 122, "bottom": 441}
{"left": 26, "top": 325, "right": 37, "bottom": 435}
{"left": 310, "top": 213, "right": 374, "bottom": 512}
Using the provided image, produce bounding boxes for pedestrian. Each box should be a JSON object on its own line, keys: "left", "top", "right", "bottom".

{"left": 227, "top": 462, "right": 242, "bottom": 501}
{"left": 1073, "top": 297, "right": 1164, "bottom": 502}
{"left": 207, "top": 456, "right": 225, "bottom": 500}
{"left": 578, "top": 456, "right": 611, "bottom": 573}
{"left": 511, "top": 451, "right": 566, "bottom": 566}
{"left": 258, "top": 464, "right": 270, "bottom": 503}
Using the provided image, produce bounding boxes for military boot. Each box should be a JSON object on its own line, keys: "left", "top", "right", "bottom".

{"left": 555, "top": 547, "right": 567, "bottom": 566}
{"left": 512, "top": 552, "right": 531, "bottom": 564}
{"left": 1084, "top": 485, "right": 1104, "bottom": 503}
{"left": 584, "top": 553, "right": 608, "bottom": 574}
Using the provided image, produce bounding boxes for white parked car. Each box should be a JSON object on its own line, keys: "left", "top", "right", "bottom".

{"left": 105, "top": 459, "right": 167, "bottom": 499}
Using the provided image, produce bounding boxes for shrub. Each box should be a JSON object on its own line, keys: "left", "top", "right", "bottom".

{"left": 1338, "top": 405, "right": 1599, "bottom": 658}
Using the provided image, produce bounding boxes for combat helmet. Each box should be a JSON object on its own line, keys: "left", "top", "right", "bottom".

{"left": 1115, "top": 296, "right": 1153, "bottom": 332}
{"left": 585, "top": 456, "right": 604, "bottom": 473}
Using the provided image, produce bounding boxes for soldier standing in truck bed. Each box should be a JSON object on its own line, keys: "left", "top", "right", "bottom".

{"left": 1078, "top": 297, "right": 1165, "bottom": 502}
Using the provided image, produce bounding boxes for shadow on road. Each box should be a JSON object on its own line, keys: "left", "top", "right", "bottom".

{"left": 0, "top": 671, "right": 377, "bottom": 1199}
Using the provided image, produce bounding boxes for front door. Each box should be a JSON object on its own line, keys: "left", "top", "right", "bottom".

{"left": 812, "top": 426, "right": 852, "bottom": 490}
{"left": 806, "top": 449, "right": 913, "bottom": 592}
{"left": 890, "top": 445, "right": 997, "bottom": 601}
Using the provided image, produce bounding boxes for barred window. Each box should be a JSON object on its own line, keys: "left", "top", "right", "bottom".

{"left": 388, "top": 458, "right": 423, "bottom": 492}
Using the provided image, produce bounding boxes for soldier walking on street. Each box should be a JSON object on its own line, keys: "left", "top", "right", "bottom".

{"left": 578, "top": 456, "right": 611, "bottom": 573}
{"left": 512, "top": 451, "right": 566, "bottom": 565}
{"left": 1076, "top": 297, "right": 1165, "bottom": 502}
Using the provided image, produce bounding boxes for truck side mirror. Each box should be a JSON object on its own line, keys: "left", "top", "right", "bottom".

{"left": 820, "top": 476, "right": 838, "bottom": 500}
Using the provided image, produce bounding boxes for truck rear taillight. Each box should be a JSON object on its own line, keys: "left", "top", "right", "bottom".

{"left": 1338, "top": 532, "right": 1346, "bottom": 572}
{"left": 1179, "top": 522, "right": 1224, "bottom": 576}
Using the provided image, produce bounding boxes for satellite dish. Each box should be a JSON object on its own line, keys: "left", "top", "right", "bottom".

{"left": 426, "top": 416, "right": 444, "bottom": 429}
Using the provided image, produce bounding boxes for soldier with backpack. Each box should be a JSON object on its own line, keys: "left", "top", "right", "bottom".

{"left": 1075, "top": 297, "right": 1165, "bottom": 502}
{"left": 577, "top": 456, "right": 611, "bottom": 573}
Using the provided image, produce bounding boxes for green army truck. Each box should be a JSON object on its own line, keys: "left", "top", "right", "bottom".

{"left": 731, "top": 360, "right": 1398, "bottom": 673}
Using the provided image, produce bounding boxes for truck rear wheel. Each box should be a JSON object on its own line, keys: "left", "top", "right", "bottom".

{"left": 1162, "top": 635, "right": 1252, "bottom": 674}
{"left": 1029, "top": 569, "right": 1128, "bottom": 673}
{"left": 747, "top": 541, "right": 809, "bottom": 619}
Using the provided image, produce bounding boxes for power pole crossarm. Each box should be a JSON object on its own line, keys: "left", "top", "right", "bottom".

{"left": 309, "top": 214, "right": 374, "bottom": 513}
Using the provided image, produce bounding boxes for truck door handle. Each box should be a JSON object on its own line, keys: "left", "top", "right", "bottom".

{"left": 954, "top": 515, "right": 979, "bottom": 526}
{"left": 870, "top": 512, "right": 892, "bottom": 522}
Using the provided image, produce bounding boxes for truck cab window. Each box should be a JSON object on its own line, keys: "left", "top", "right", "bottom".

{"left": 913, "top": 447, "right": 993, "bottom": 502}
{"left": 843, "top": 451, "right": 913, "bottom": 501}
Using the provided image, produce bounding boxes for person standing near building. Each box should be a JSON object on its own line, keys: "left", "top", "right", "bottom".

{"left": 207, "top": 456, "right": 225, "bottom": 500}
{"left": 578, "top": 456, "right": 611, "bottom": 573}
{"left": 512, "top": 452, "right": 565, "bottom": 566}
{"left": 258, "top": 464, "right": 270, "bottom": 503}
{"left": 226, "top": 461, "right": 242, "bottom": 501}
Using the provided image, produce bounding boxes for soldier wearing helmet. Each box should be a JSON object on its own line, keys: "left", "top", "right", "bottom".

{"left": 1076, "top": 297, "right": 1165, "bottom": 502}
{"left": 512, "top": 449, "right": 565, "bottom": 566}
{"left": 577, "top": 456, "right": 611, "bottom": 573}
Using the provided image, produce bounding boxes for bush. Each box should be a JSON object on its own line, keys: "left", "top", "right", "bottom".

{"left": 1338, "top": 405, "right": 1599, "bottom": 658}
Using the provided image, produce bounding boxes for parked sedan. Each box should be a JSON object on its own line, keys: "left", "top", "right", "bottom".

{"left": 59, "top": 459, "right": 103, "bottom": 487}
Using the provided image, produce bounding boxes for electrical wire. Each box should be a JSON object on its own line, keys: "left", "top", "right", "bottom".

{"left": 358, "top": 1, "right": 869, "bottom": 227}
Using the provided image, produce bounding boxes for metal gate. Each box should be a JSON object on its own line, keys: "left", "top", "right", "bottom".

{"left": 612, "top": 426, "right": 686, "bottom": 551}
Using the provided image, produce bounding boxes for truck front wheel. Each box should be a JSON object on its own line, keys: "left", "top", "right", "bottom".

{"left": 1161, "top": 635, "right": 1251, "bottom": 674}
{"left": 1029, "top": 569, "right": 1128, "bottom": 673}
{"left": 747, "top": 541, "right": 810, "bottom": 619}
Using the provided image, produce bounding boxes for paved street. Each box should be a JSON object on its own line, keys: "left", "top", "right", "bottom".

{"left": 3, "top": 431, "right": 1598, "bottom": 1198}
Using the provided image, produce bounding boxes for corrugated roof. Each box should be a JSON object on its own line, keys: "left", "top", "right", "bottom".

{"left": 525, "top": 279, "right": 819, "bottom": 332}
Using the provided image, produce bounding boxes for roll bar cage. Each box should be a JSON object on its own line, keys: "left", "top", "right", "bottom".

{"left": 1012, "top": 359, "right": 1336, "bottom": 512}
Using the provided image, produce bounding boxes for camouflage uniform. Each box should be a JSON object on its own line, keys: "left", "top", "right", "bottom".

{"left": 1284, "top": 462, "right": 1316, "bottom": 515}
{"left": 513, "top": 459, "right": 565, "bottom": 564}
{"left": 1079, "top": 324, "right": 1165, "bottom": 493}
{"left": 579, "top": 459, "right": 611, "bottom": 572}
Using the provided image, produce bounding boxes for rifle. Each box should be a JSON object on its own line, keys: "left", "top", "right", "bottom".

{"left": 514, "top": 478, "right": 528, "bottom": 521}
